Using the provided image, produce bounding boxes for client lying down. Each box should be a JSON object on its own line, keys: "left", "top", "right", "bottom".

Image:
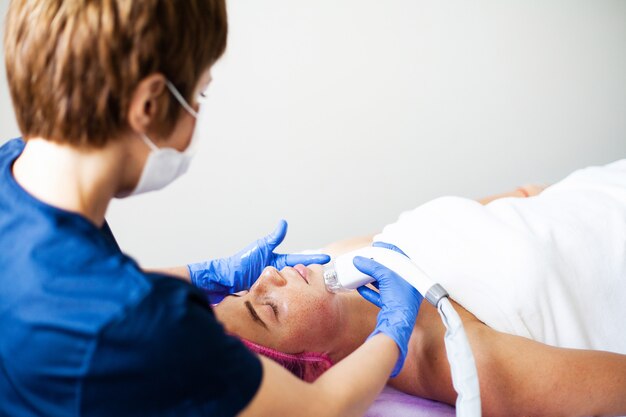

{"left": 213, "top": 161, "right": 626, "bottom": 417}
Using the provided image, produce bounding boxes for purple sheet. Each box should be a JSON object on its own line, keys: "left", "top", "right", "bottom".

{"left": 365, "top": 386, "right": 455, "bottom": 417}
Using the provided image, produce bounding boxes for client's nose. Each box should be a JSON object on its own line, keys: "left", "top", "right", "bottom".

{"left": 256, "top": 267, "right": 287, "bottom": 290}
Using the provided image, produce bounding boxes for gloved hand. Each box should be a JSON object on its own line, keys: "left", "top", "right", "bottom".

{"left": 356, "top": 242, "right": 409, "bottom": 307}
{"left": 353, "top": 242, "right": 423, "bottom": 377}
{"left": 188, "top": 220, "right": 330, "bottom": 303}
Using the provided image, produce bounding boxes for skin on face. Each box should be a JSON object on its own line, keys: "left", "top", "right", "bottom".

{"left": 213, "top": 264, "right": 346, "bottom": 355}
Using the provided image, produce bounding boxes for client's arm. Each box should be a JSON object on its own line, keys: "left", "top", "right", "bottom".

{"left": 477, "top": 184, "right": 546, "bottom": 205}
{"left": 394, "top": 302, "right": 626, "bottom": 417}
{"left": 469, "top": 320, "right": 626, "bottom": 417}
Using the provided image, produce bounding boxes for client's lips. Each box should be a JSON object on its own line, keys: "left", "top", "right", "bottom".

{"left": 293, "top": 264, "right": 309, "bottom": 284}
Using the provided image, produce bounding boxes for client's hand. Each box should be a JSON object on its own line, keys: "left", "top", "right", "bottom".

{"left": 188, "top": 220, "right": 330, "bottom": 303}
{"left": 353, "top": 244, "right": 423, "bottom": 377}
{"left": 518, "top": 183, "right": 548, "bottom": 197}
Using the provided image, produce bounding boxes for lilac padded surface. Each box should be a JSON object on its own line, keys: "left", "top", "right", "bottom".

{"left": 365, "top": 386, "right": 455, "bottom": 417}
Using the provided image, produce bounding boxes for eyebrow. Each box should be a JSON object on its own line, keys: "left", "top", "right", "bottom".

{"left": 245, "top": 301, "right": 268, "bottom": 330}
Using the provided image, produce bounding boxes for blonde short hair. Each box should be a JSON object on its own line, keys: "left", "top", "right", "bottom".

{"left": 4, "top": 0, "right": 227, "bottom": 147}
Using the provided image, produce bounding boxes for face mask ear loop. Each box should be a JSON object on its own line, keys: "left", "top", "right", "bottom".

{"left": 139, "top": 133, "right": 160, "bottom": 152}
{"left": 165, "top": 80, "right": 199, "bottom": 119}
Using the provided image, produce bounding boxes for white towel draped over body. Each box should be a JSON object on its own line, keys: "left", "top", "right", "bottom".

{"left": 375, "top": 160, "right": 626, "bottom": 353}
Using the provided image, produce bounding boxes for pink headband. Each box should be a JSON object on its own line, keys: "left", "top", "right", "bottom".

{"left": 240, "top": 338, "right": 334, "bottom": 382}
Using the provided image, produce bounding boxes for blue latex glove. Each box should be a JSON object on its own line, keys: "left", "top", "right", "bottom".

{"left": 188, "top": 220, "right": 330, "bottom": 303}
{"left": 356, "top": 242, "right": 408, "bottom": 307}
{"left": 353, "top": 243, "right": 423, "bottom": 377}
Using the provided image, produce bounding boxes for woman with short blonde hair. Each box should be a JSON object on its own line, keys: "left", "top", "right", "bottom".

{"left": 0, "top": 1, "right": 423, "bottom": 416}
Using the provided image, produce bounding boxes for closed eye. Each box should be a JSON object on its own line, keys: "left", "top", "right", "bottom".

{"left": 267, "top": 301, "right": 278, "bottom": 317}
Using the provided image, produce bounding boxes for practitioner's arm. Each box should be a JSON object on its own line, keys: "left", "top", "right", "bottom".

{"left": 146, "top": 222, "right": 330, "bottom": 296}
{"left": 148, "top": 265, "right": 191, "bottom": 281}
{"left": 239, "top": 334, "right": 398, "bottom": 417}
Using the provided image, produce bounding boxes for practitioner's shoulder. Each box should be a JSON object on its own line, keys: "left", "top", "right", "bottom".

{"left": 82, "top": 273, "right": 263, "bottom": 416}
{"left": 0, "top": 138, "right": 25, "bottom": 158}
{"left": 0, "top": 138, "right": 24, "bottom": 192}
{"left": 91, "top": 271, "right": 215, "bottom": 345}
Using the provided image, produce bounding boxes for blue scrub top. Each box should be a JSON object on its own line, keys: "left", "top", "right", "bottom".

{"left": 0, "top": 139, "right": 262, "bottom": 416}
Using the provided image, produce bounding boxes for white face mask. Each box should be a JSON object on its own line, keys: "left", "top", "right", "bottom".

{"left": 129, "top": 80, "right": 199, "bottom": 196}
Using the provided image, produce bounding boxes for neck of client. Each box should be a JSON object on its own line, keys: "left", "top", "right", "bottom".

{"left": 327, "top": 290, "right": 380, "bottom": 363}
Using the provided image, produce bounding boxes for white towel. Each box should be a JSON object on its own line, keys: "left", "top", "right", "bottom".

{"left": 375, "top": 160, "right": 626, "bottom": 353}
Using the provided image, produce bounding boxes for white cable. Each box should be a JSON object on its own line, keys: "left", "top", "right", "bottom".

{"left": 437, "top": 297, "right": 482, "bottom": 417}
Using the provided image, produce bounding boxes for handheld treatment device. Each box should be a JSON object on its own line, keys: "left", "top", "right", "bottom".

{"left": 324, "top": 247, "right": 482, "bottom": 417}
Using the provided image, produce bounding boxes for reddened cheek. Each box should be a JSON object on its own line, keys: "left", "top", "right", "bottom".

{"left": 282, "top": 300, "right": 337, "bottom": 347}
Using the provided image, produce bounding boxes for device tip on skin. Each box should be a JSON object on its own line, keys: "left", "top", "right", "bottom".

{"left": 323, "top": 262, "right": 342, "bottom": 293}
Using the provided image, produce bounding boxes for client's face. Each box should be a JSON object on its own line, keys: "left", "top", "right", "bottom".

{"left": 213, "top": 264, "right": 343, "bottom": 354}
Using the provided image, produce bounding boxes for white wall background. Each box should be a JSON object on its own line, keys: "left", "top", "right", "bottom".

{"left": 2, "top": 1, "right": 626, "bottom": 268}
